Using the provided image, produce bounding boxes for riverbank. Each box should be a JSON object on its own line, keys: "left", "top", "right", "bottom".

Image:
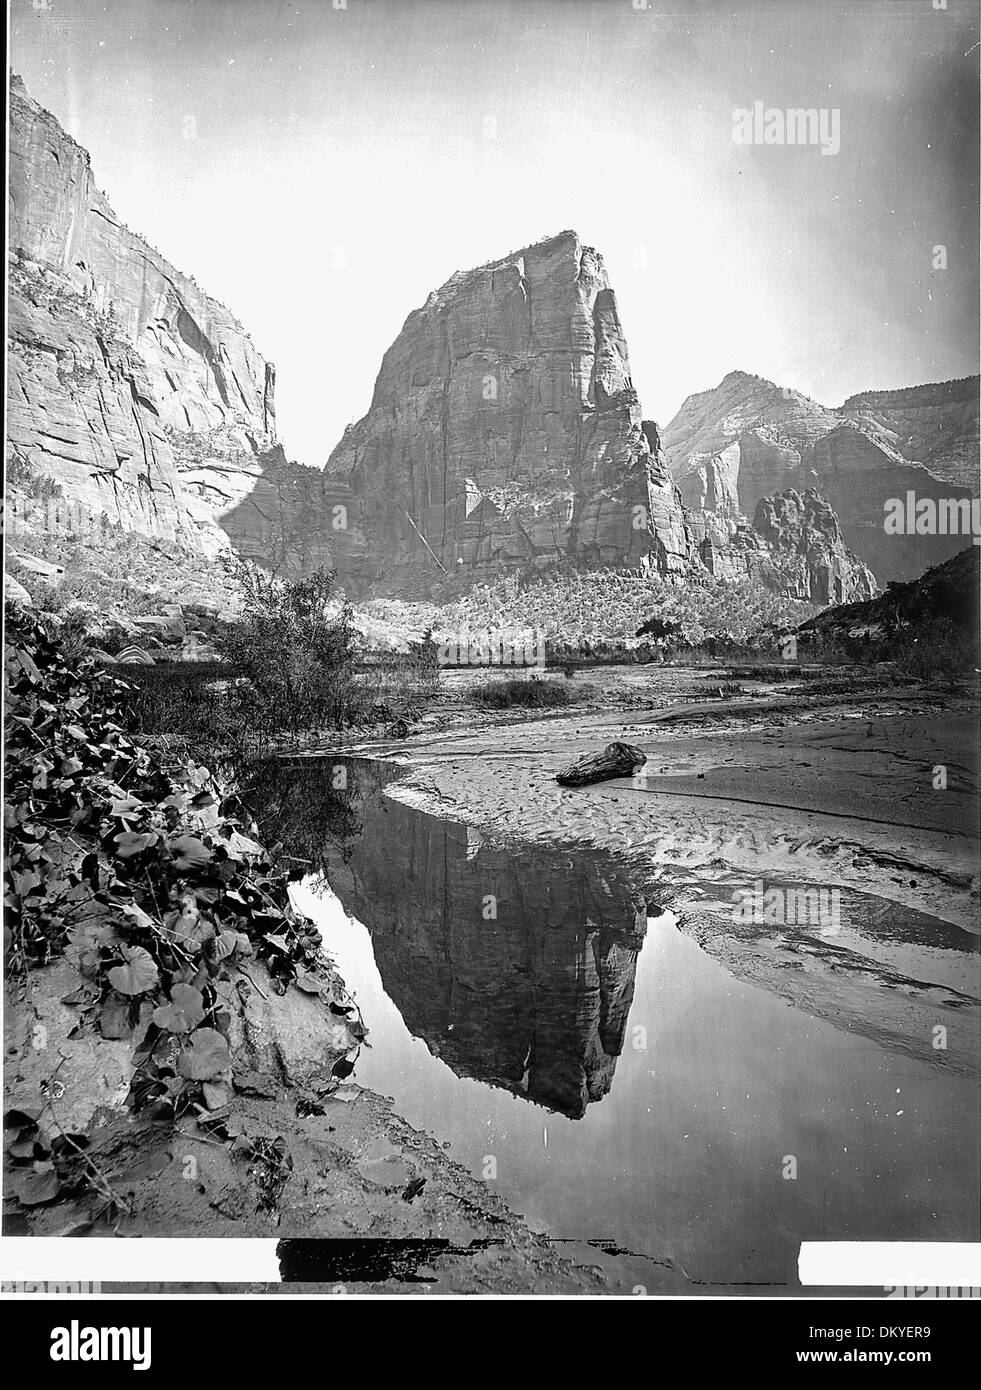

{"left": 1, "top": 613, "right": 608, "bottom": 1294}
{"left": 328, "top": 664, "right": 980, "bottom": 1075}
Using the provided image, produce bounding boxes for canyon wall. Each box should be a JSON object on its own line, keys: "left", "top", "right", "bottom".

{"left": 7, "top": 75, "right": 363, "bottom": 579}
{"left": 693, "top": 485, "right": 877, "bottom": 604}
{"left": 324, "top": 231, "right": 697, "bottom": 592}
{"left": 665, "top": 370, "right": 979, "bottom": 584}
{"left": 840, "top": 377, "right": 979, "bottom": 490}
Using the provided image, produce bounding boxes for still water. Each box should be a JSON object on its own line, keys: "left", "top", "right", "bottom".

{"left": 249, "top": 755, "right": 979, "bottom": 1292}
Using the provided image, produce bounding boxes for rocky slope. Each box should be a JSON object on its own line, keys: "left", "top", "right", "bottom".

{"left": 7, "top": 75, "right": 362, "bottom": 580}
{"left": 798, "top": 543, "right": 979, "bottom": 646}
{"left": 695, "top": 486, "right": 877, "bottom": 604}
{"left": 665, "top": 371, "right": 979, "bottom": 584}
{"left": 840, "top": 377, "right": 979, "bottom": 490}
{"left": 324, "top": 230, "right": 696, "bottom": 592}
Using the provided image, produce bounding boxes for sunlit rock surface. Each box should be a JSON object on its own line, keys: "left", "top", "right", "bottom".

{"left": 324, "top": 230, "right": 697, "bottom": 592}
{"left": 665, "top": 370, "right": 979, "bottom": 583}
{"left": 7, "top": 75, "right": 362, "bottom": 578}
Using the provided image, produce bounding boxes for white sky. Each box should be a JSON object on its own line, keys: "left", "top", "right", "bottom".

{"left": 11, "top": 0, "right": 979, "bottom": 466}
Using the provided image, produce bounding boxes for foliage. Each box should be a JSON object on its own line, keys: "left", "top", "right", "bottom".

{"left": 235, "top": 755, "right": 369, "bottom": 876}
{"left": 469, "top": 676, "right": 573, "bottom": 709}
{"left": 214, "top": 566, "right": 372, "bottom": 738}
{"left": 3, "top": 611, "right": 366, "bottom": 1216}
{"left": 123, "top": 662, "right": 237, "bottom": 752}
{"left": 7, "top": 522, "right": 244, "bottom": 624}
{"left": 436, "top": 566, "right": 819, "bottom": 649}
{"left": 891, "top": 618, "right": 977, "bottom": 685}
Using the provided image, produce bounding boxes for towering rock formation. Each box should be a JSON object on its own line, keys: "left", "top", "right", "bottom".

{"left": 664, "top": 370, "right": 979, "bottom": 584}
{"left": 750, "top": 489, "right": 877, "bottom": 604}
{"left": 6, "top": 75, "right": 364, "bottom": 579}
{"left": 325, "top": 231, "right": 696, "bottom": 591}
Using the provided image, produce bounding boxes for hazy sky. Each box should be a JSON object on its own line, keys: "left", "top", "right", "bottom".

{"left": 10, "top": 0, "right": 980, "bottom": 467}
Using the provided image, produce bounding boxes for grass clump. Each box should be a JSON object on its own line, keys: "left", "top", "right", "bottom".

{"left": 469, "top": 676, "right": 573, "bottom": 709}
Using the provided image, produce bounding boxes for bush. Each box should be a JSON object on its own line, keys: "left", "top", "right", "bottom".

{"left": 892, "top": 619, "right": 977, "bottom": 684}
{"left": 214, "top": 566, "right": 371, "bottom": 738}
{"left": 469, "top": 676, "right": 573, "bottom": 709}
{"left": 367, "top": 628, "right": 442, "bottom": 714}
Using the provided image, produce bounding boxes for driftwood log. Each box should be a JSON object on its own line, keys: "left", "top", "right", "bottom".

{"left": 556, "top": 742, "right": 647, "bottom": 788}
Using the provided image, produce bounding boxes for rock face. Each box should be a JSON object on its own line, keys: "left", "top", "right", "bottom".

{"left": 665, "top": 370, "right": 979, "bottom": 584}
{"left": 325, "top": 230, "right": 696, "bottom": 592}
{"left": 692, "top": 485, "right": 877, "bottom": 603}
{"left": 750, "top": 489, "right": 877, "bottom": 604}
{"left": 7, "top": 75, "right": 362, "bottom": 579}
{"left": 840, "top": 378, "right": 979, "bottom": 490}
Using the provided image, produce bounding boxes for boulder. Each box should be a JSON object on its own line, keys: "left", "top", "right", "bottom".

{"left": 4, "top": 574, "right": 33, "bottom": 606}
{"left": 133, "top": 614, "right": 187, "bottom": 644}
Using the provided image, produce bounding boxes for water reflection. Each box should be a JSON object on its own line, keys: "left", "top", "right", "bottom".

{"left": 244, "top": 755, "right": 652, "bottom": 1118}
{"left": 242, "top": 754, "right": 979, "bottom": 1286}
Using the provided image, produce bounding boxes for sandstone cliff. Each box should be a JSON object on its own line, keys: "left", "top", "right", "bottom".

{"left": 840, "top": 377, "right": 979, "bottom": 490}
{"left": 694, "top": 486, "right": 877, "bottom": 604}
{"left": 665, "top": 370, "right": 979, "bottom": 584}
{"left": 7, "top": 75, "right": 361, "bottom": 580}
{"left": 324, "top": 231, "right": 696, "bottom": 592}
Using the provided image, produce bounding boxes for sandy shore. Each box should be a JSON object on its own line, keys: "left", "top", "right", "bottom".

{"left": 331, "top": 665, "right": 980, "bottom": 1074}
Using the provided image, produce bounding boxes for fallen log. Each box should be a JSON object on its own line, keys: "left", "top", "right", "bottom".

{"left": 555, "top": 742, "right": 647, "bottom": 788}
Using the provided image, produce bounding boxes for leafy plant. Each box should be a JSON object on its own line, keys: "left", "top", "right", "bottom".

{"left": 214, "top": 565, "right": 371, "bottom": 738}
{"left": 3, "top": 609, "right": 366, "bottom": 1190}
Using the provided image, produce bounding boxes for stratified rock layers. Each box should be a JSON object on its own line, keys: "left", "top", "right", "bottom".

{"left": 692, "top": 485, "right": 877, "bottom": 604}
{"left": 7, "top": 75, "right": 364, "bottom": 578}
{"left": 665, "top": 371, "right": 979, "bottom": 584}
{"left": 325, "top": 231, "right": 696, "bottom": 590}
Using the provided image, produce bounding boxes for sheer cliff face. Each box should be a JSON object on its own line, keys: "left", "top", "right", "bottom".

{"left": 694, "top": 485, "right": 877, "bottom": 604}
{"left": 8, "top": 76, "right": 272, "bottom": 447}
{"left": 665, "top": 370, "right": 979, "bottom": 584}
{"left": 840, "top": 378, "right": 979, "bottom": 491}
{"left": 7, "top": 76, "right": 361, "bottom": 578}
{"left": 325, "top": 231, "right": 695, "bottom": 591}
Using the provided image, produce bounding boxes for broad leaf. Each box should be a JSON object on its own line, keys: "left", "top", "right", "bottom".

{"left": 107, "top": 946, "right": 159, "bottom": 996}
{"left": 169, "top": 835, "right": 212, "bottom": 871}
{"left": 177, "top": 1028, "right": 231, "bottom": 1080}
{"left": 152, "top": 984, "right": 205, "bottom": 1035}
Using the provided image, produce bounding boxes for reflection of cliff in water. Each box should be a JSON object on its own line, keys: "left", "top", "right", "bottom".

{"left": 249, "top": 757, "right": 651, "bottom": 1120}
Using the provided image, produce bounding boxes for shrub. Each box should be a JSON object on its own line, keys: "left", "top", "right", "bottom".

{"left": 367, "top": 628, "right": 442, "bottom": 714}
{"left": 469, "top": 676, "right": 573, "bottom": 709}
{"left": 214, "top": 566, "right": 371, "bottom": 737}
{"left": 892, "top": 619, "right": 977, "bottom": 684}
